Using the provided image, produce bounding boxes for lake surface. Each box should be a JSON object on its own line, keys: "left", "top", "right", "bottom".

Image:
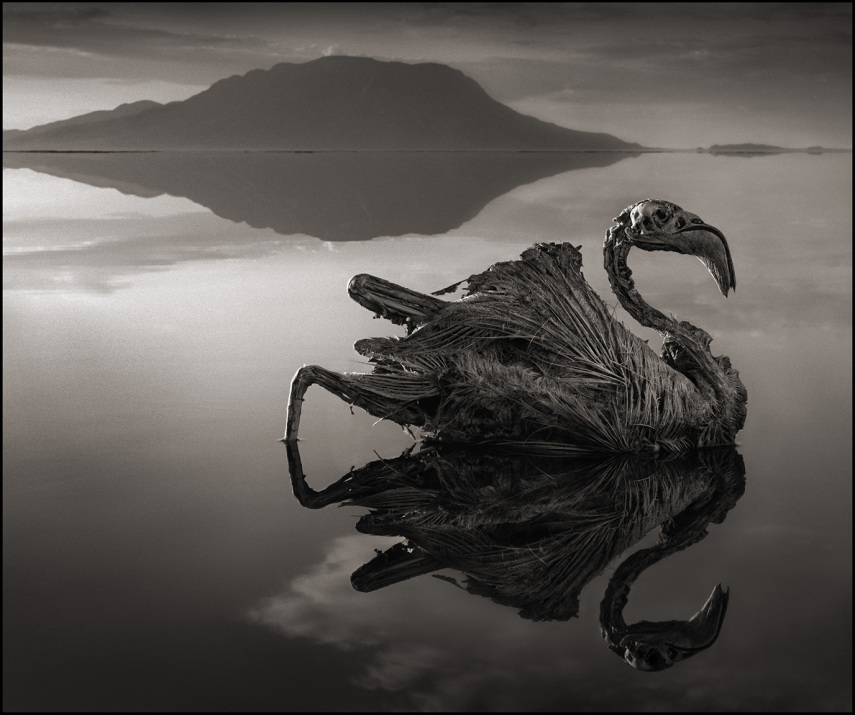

{"left": 3, "top": 151, "right": 851, "bottom": 711}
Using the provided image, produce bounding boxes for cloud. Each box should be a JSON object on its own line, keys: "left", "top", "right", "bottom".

{"left": 246, "top": 522, "right": 852, "bottom": 711}
{"left": 2, "top": 3, "right": 262, "bottom": 52}
{"left": 2, "top": 212, "right": 291, "bottom": 293}
{"left": 2, "top": 2, "right": 278, "bottom": 84}
{"left": 2, "top": 4, "right": 110, "bottom": 29}
{"left": 247, "top": 534, "right": 600, "bottom": 709}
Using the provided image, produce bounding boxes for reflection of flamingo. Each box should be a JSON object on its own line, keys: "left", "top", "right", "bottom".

{"left": 285, "top": 440, "right": 745, "bottom": 670}
{"left": 285, "top": 200, "right": 747, "bottom": 452}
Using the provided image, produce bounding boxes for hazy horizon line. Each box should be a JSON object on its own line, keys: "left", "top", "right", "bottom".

{"left": 3, "top": 147, "right": 852, "bottom": 154}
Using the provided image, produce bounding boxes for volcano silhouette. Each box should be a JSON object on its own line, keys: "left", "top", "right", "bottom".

{"left": 3, "top": 56, "right": 640, "bottom": 152}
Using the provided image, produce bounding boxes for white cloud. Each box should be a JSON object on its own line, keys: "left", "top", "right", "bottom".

{"left": 247, "top": 534, "right": 589, "bottom": 703}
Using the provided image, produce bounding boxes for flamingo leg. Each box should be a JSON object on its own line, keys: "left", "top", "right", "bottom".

{"left": 284, "top": 364, "right": 432, "bottom": 442}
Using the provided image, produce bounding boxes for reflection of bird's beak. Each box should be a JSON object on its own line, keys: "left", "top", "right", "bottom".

{"left": 686, "top": 583, "right": 730, "bottom": 650}
{"left": 619, "top": 583, "right": 730, "bottom": 662}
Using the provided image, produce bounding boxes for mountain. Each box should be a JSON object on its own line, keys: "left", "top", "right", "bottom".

{"left": 3, "top": 101, "right": 163, "bottom": 143}
{"left": 2, "top": 56, "right": 641, "bottom": 151}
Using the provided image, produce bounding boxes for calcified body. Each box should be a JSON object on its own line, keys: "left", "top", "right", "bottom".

{"left": 285, "top": 200, "right": 747, "bottom": 452}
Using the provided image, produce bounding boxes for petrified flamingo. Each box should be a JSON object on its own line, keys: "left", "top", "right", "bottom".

{"left": 285, "top": 199, "right": 747, "bottom": 453}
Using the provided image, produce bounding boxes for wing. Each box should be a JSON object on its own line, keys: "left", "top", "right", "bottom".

{"left": 356, "top": 243, "right": 711, "bottom": 451}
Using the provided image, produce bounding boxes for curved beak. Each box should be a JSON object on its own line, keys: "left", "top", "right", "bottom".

{"left": 619, "top": 201, "right": 736, "bottom": 297}
{"left": 675, "top": 222, "right": 737, "bottom": 297}
{"left": 675, "top": 222, "right": 725, "bottom": 241}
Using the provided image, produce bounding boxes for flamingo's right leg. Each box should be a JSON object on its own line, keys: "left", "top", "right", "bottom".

{"left": 284, "top": 364, "right": 435, "bottom": 442}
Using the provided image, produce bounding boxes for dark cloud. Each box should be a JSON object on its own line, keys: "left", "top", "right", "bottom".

{"left": 3, "top": 2, "right": 276, "bottom": 82}
{"left": 4, "top": 4, "right": 236, "bottom": 50}
{"left": 2, "top": 4, "right": 110, "bottom": 28}
{"left": 434, "top": 3, "right": 852, "bottom": 132}
{"left": 6, "top": 2, "right": 849, "bottom": 68}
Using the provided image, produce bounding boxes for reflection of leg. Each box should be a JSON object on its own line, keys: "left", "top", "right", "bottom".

{"left": 284, "top": 436, "right": 364, "bottom": 509}
{"left": 283, "top": 438, "right": 328, "bottom": 509}
{"left": 285, "top": 364, "right": 436, "bottom": 441}
{"left": 285, "top": 438, "right": 419, "bottom": 509}
{"left": 348, "top": 273, "right": 446, "bottom": 329}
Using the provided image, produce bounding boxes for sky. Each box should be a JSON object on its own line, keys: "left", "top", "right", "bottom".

{"left": 2, "top": 2, "right": 852, "bottom": 148}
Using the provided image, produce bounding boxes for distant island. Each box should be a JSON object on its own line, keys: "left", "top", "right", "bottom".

{"left": 697, "top": 143, "right": 843, "bottom": 156}
{"left": 2, "top": 56, "right": 642, "bottom": 152}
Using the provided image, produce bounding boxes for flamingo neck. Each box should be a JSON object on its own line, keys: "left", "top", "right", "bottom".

{"left": 603, "top": 225, "right": 718, "bottom": 376}
{"left": 601, "top": 225, "right": 749, "bottom": 445}
{"left": 603, "top": 225, "right": 682, "bottom": 337}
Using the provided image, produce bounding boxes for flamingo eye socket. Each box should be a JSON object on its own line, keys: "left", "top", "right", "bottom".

{"left": 675, "top": 217, "right": 686, "bottom": 229}
{"left": 645, "top": 650, "right": 664, "bottom": 667}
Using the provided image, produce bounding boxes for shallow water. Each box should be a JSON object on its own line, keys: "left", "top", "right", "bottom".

{"left": 3, "top": 151, "right": 852, "bottom": 711}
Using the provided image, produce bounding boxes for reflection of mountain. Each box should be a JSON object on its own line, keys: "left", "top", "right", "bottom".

{"left": 2, "top": 57, "right": 641, "bottom": 151}
{"left": 286, "top": 441, "right": 745, "bottom": 669}
{"left": 3, "top": 150, "right": 637, "bottom": 241}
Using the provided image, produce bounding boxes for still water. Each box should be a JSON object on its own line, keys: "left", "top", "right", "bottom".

{"left": 3, "top": 151, "right": 852, "bottom": 711}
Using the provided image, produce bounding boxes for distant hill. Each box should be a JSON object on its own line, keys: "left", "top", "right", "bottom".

{"left": 2, "top": 57, "right": 641, "bottom": 152}
{"left": 4, "top": 101, "right": 162, "bottom": 143}
{"left": 701, "top": 143, "right": 839, "bottom": 156}
{"left": 707, "top": 143, "right": 789, "bottom": 153}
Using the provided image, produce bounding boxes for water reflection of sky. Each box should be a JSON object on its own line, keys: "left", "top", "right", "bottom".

{"left": 4, "top": 154, "right": 851, "bottom": 333}
{"left": 3, "top": 153, "right": 851, "bottom": 711}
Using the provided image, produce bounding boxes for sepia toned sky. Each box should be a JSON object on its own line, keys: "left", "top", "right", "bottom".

{"left": 3, "top": 2, "right": 852, "bottom": 148}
